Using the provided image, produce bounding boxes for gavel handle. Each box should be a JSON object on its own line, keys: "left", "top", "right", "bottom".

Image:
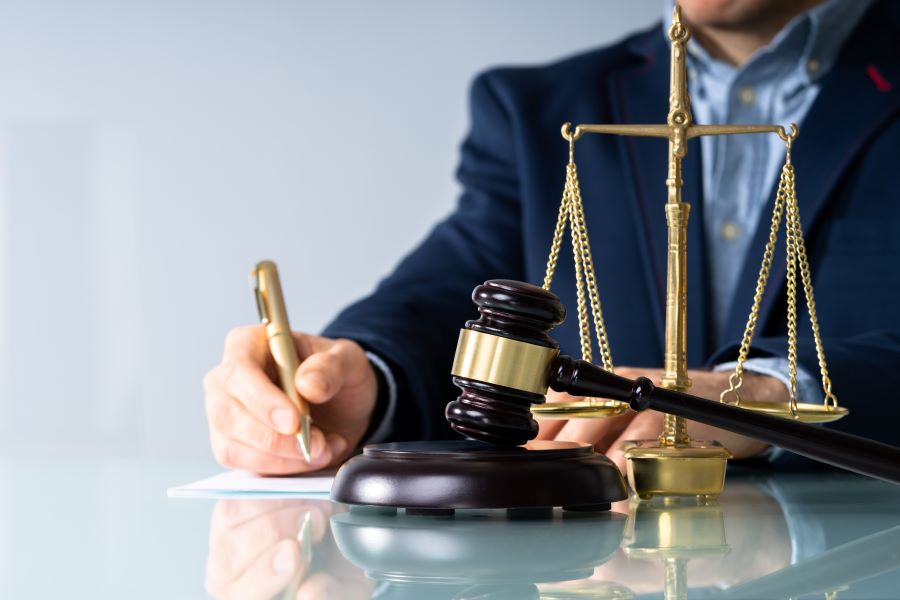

{"left": 550, "top": 355, "right": 900, "bottom": 485}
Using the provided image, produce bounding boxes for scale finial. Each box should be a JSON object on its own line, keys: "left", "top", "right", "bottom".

{"left": 669, "top": 3, "right": 689, "bottom": 44}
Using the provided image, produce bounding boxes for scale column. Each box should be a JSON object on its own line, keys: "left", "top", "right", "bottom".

{"left": 660, "top": 138, "right": 692, "bottom": 447}
{"left": 660, "top": 4, "right": 692, "bottom": 447}
{"left": 621, "top": 4, "right": 731, "bottom": 498}
{"left": 663, "top": 558, "right": 689, "bottom": 600}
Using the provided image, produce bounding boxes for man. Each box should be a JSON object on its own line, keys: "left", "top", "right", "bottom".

{"left": 203, "top": 0, "right": 900, "bottom": 475}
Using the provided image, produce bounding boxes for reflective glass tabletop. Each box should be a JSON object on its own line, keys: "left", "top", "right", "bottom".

{"left": 3, "top": 459, "right": 899, "bottom": 599}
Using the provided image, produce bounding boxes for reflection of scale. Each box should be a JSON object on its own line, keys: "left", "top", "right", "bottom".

{"left": 621, "top": 498, "right": 729, "bottom": 600}
{"left": 531, "top": 5, "right": 847, "bottom": 498}
{"left": 537, "top": 499, "right": 729, "bottom": 600}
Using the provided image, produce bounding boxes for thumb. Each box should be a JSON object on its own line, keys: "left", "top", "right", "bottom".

{"left": 294, "top": 340, "right": 366, "bottom": 404}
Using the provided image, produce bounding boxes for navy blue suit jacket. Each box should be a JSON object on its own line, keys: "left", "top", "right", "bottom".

{"left": 323, "top": 1, "right": 900, "bottom": 458}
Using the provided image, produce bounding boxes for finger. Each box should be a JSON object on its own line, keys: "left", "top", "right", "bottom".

{"left": 535, "top": 418, "right": 566, "bottom": 440}
{"left": 291, "top": 331, "right": 335, "bottom": 359}
{"left": 604, "top": 412, "right": 664, "bottom": 475}
{"left": 210, "top": 430, "right": 333, "bottom": 475}
{"left": 221, "top": 358, "right": 299, "bottom": 435}
{"left": 326, "top": 432, "right": 349, "bottom": 463}
{"left": 208, "top": 538, "right": 303, "bottom": 600}
{"left": 207, "top": 390, "right": 309, "bottom": 460}
{"left": 223, "top": 325, "right": 270, "bottom": 363}
{"left": 553, "top": 412, "right": 637, "bottom": 451}
{"left": 294, "top": 340, "right": 368, "bottom": 405}
{"left": 207, "top": 511, "right": 297, "bottom": 582}
{"left": 207, "top": 505, "right": 321, "bottom": 581}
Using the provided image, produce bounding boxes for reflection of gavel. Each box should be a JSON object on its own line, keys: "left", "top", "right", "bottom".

{"left": 446, "top": 279, "right": 900, "bottom": 485}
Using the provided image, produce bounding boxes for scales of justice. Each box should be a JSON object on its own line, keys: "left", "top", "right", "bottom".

{"left": 331, "top": 6, "right": 900, "bottom": 511}
{"left": 529, "top": 3, "right": 846, "bottom": 498}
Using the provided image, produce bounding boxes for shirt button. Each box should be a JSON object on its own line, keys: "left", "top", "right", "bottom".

{"left": 720, "top": 221, "right": 740, "bottom": 241}
{"left": 738, "top": 86, "right": 756, "bottom": 105}
{"left": 807, "top": 58, "right": 821, "bottom": 74}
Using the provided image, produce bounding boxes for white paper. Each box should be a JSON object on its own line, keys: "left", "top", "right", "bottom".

{"left": 168, "top": 468, "right": 335, "bottom": 499}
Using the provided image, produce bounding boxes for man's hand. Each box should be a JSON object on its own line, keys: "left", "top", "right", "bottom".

{"left": 205, "top": 499, "right": 330, "bottom": 600}
{"left": 205, "top": 499, "right": 372, "bottom": 600}
{"left": 203, "top": 325, "right": 378, "bottom": 475}
{"left": 537, "top": 368, "right": 787, "bottom": 473}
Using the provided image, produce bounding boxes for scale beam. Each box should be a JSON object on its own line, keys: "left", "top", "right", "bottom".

{"left": 564, "top": 123, "right": 671, "bottom": 141}
{"left": 687, "top": 123, "right": 797, "bottom": 141}
{"left": 565, "top": 122, "right": 798, "bottom": 143}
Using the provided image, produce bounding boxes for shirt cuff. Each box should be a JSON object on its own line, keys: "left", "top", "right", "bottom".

{"left": 364, "top": 351, "right": 398, "bottom": 444}
{"left": 713, "top": 357, "right": 823, "bottom": 462}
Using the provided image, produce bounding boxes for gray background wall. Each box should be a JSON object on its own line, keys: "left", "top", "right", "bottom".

{"left": 0, "top": 0, "right": 659, "bottom": 465}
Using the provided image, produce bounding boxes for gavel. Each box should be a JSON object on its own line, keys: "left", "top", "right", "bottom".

{"left": 446, "top": 279, "right": 900, "bottom": 485}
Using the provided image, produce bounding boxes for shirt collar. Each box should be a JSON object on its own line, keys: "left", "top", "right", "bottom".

{"left": 662, "top": 0, "right": 876, "bottom": 86}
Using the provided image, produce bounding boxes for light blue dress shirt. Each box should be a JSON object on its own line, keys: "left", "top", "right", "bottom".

{"left": 665, "top": 0, "right": 874, "bottom": 407}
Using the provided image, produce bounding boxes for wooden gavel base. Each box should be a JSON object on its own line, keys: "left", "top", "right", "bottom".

{"left": 331, "top": 439, "right": 628, "bottom": 514}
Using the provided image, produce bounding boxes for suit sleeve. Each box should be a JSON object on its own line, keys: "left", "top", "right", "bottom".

{"left": 321, "top": 71, "right": 525, "bottom": 442}
{"left": 709, "top": 330, "right": 900, "bottom": 466}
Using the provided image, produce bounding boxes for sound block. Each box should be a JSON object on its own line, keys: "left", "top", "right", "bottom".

{"left": 330, "top": 439, "right": 628, "bottom": 512}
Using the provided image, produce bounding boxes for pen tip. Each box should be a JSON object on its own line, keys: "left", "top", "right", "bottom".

{"left": 297, "top": 420, "right": 312, "bottom": 463}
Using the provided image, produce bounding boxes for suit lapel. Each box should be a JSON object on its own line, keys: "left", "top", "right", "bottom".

{"left": 609, "top": 33, "right": 711, "bottom": 365}
{"left": 721, "top": 1, "right": 900, "bottom": 344}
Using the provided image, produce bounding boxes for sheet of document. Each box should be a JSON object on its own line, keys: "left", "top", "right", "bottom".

{"left": 168, "top": 468, "right": 335, "bottom": 499}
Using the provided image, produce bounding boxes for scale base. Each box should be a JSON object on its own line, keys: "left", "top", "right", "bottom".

{"left": 331, "top": 439, "right": 628, "bottom": 513}
{"left": 622, "top": 440, "right": 732, "bottom": 501}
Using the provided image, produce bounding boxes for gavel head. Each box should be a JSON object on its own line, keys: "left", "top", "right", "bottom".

{"left": 445, "top": 279, "right": 565, "bottom": 446}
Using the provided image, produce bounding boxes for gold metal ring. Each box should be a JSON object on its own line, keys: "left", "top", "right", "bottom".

{"left": 451, "top": 329, "right": 558, "bottom": 395}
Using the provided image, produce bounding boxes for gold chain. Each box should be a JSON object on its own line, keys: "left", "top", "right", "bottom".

{"left": 720, "top": 137, "right": 839, "bottom": 412}
{"left": 569, "top": 172, "right": 615, "bottom": 369}
{"left": 543, "top": 187, "right": 569, "bottom": 289}
{"left": 543, "top": 136, "right": 615, "bottom": 371}
{"left": 784, "top": 160, "right": 838, "bottom": 408}
{"left": 785, "top": 159, "right": 800, "bottom": 413}
{"left": 569, "top": 168, "right": 593, "bottom": 364}
{"left": 720, "top": 163, "right": 786, "bottom": 405}
{"left": 543, "top": 134, "right": 577, "bottom": 288}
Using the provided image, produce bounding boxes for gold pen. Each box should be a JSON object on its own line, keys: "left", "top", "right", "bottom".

{"left": 252, "top": 260, "right": 312, "bottom": 463}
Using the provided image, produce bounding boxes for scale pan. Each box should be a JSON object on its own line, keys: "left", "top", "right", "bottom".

{"left": 734, "top": 400, "right": 848, "bottom": 423}
{"left": 532, "top": 399, "right": 630, "bottom": 419}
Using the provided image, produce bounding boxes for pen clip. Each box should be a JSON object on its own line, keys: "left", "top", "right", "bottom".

{"left": 251, "top": 269, "right": 271, "bottom": 324}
